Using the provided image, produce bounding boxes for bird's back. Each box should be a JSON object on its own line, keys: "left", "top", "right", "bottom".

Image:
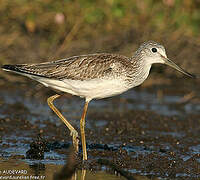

{"left": 2, "top": 53, "right": 133, "bottom": 81}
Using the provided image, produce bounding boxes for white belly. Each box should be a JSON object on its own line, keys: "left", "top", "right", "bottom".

{"left": 34, "top": 77, "right": 130, "bottom": 100}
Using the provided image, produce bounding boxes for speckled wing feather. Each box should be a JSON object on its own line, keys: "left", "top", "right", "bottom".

{"left": 2, "top": 53, "right": 133, "bottom": 80}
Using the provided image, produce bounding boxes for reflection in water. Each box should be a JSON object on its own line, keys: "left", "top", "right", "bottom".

{"left": 81, "top": 169, "right": 86, "bottom": 180}
{"left": 71, "top": 169, "right": 127, "bottom": 180}
{"left": 0, "top": 86, "right": 199, "bottom": 179}
{"left": 29, "top": 163, "right": 45, "bottom": 176}
{"left": 0, "top": 158, "right": 126, "bottom": 180}
{"left": 71, "top": 171, "right": 77, "bottom": 180}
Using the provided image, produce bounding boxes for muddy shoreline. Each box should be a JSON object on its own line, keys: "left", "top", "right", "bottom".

{"left": 0, "top": 76, "right": 199, "bottom": 179}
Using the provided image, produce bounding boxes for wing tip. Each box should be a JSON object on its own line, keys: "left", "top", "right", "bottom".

{"left": 2, "top": 64, "right": 19, "bottom": 72}
{"left": 1, "top": 64, "right": 49, "bottom": 78}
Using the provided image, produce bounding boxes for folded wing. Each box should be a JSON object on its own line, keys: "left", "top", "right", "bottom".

{"left": 2, "top": 53, "right": 131, "bottom": 81}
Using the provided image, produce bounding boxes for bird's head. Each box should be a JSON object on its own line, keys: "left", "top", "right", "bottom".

{"left": 136, "top": 41, "right": 195, "bottom": 78}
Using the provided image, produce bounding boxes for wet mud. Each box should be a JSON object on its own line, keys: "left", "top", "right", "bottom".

{"left": 0, "top": 76, "right": 199, "bottom": 179}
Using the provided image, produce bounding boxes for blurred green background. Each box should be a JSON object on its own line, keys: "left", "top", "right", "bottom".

{"left": 0, "top": 0, "right": 199, "bottom": 76}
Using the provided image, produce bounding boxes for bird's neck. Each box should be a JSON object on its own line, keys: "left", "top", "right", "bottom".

{"left": 128, "top": 56, "right": 152, "bottom": 87}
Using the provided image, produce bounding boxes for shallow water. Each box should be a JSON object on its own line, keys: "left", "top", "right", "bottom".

{"left": 0, "top": 159, "right": 128, "bottom": 180}
{"left": 0, "top": 81, "right": 199, "bottom": 179}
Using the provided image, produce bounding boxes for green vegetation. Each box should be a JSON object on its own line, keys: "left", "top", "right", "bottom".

{"left": 1, "top": 0, "right": 200, "bottom": 40}
{"left": 0, "top": 0, "right": 199, "bottom": 65}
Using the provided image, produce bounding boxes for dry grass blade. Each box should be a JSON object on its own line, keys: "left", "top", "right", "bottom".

{"left": 55, "top": 17, "right": 84, "bottom": 57}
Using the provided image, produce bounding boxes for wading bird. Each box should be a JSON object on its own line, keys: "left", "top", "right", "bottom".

{"left": 2, "top": 41, "right": 195, "bottom": 161}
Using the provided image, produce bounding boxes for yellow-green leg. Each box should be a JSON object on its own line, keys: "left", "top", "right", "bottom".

{"left": 47, "top": 94, "right": 79, "bottom": 152}
{"left": 80, "top": 100, "right": 89, "bottom": 161}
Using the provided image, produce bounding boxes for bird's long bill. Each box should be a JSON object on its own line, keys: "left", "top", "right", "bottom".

{"left": 162, "top": 56, "right": 196, "bottom": 78}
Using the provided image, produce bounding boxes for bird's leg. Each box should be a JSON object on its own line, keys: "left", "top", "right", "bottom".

{"left": 47, "top": 94, "right": 79, "bottom": 153}
{"left": 80, "top": 100, "right": 89, "bottom": 161}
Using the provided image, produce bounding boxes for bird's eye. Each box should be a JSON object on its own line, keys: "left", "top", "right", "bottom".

{"left": 151, "top": 48, "right": 157, "bottom": 53}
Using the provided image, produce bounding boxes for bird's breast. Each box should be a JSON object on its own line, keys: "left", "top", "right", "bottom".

{"left": 61, "top": 77, "right": 131, "bottom": 99}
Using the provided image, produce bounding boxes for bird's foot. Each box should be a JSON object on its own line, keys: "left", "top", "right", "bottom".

{"left": 70, "top": 130, "right": 79, "bottom": 153}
